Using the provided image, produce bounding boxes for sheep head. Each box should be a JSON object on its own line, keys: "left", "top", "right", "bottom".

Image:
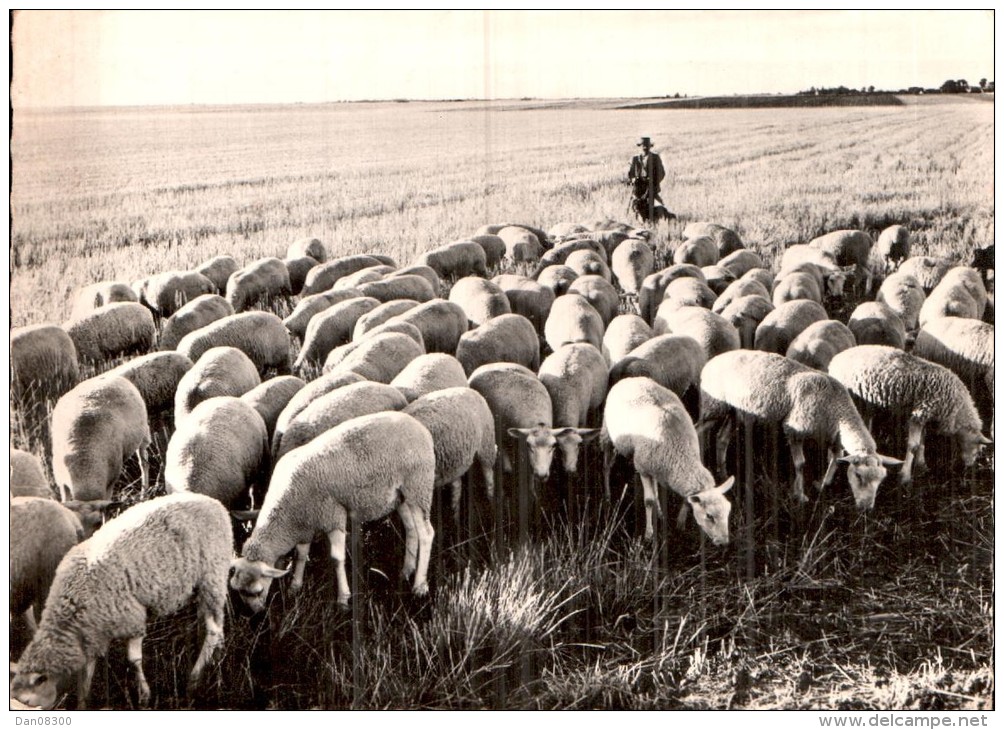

{"left": 229, "top": 557, "right": 289, "bottom": 614}
{"left": 507, "top": 424, "right": 559, "bottom": 479}
{"left": 686, "top": 476, "right": 734, "bottom": 546}
{"left": 838, "top": 452, "right": 901, "bottom": 511}
{"left": 553, "top": 427, "right": 601, "bottom": 474}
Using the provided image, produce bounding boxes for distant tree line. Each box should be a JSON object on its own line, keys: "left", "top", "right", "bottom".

{"left": 798, "top": 78, "right": 993, "bottom": 96}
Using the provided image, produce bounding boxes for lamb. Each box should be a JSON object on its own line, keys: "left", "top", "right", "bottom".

{"left": 537, "top": 344, "right": 606, "bottom": 474}
{"left": 392, "top": 265, "right": 442, "bottom": 296}
{"left": 322, "top": 331, "right": 425, "bottom": 383}
{"left": 545, "top": 293, "right": 605, "bottom": 352}
{"left": 231, "top": 412, "right": 435, "bottom": 609}
{"left": 565, "top": 249, "right": 613, "bottom": 282}
{"left": 456, "top": 313, "right": 541, "bottom": 376}
{"left": 753, "top": 299, "right": 828, "bottom": 355}
{"left": 638, "top": 265, "right": 707, "bottom": 325}
{"left": 403, "top": 387, "right": 497, "bottom": 521}
{"left": 10, "top": 493, "right": 232, "bottom": 709}
{"left": 448, "top": 276, "right": 512, "bottom": 327}
{"left": 415, "top": 241, "right": 489, "bottom": 279}
{"left": 701, "top": 266, "right": 736, "bottom": 296}
{"left": 808, "top": 229, "right": 875, "bottom": 295}
{"left": 301, "top": 254, "right": 388, "bottom": 295}
{"left": 174, "top": 346, "right": 261, "bottom": 425}
{"left": 195, "top": 255, "right": 240, "bottom": 293}
{"left": 391, "top": 353, "right": 469, "bottom": 402}
{"left": 176, "top": 311, "right": 292, "bottom": 376}
{"left": 918, "top": 280, "right": 982, "bottom": 329}
{"left": 897, "top": 256, "right": 953, "bottom": 294}
{"left": 359, "top": 274, "right": 437, "bottom": 303}
{"left": 497, "top": 226, "right": 544, "bottom": 263}
{"left": 271, "top": 371, "right": 367, "bottom": 455}
{"left": 848, "top": 301, "right": 907, "bottom": 348}
{"left": 712, "top": 278, "right": 771, "bottom": 315}
{"left": 772, "top": 271, "right": 823, "bottom": 307}
{"left": 283, "top": 255, "right": 320, "bottom": 295}
{"left": 294, "top": 296, "right": 382, "bottom": 371}
{"left": 828, "top": 345, "right": 990, "bottom": 483}
{"left": 11, "top": 448, "right": 52, "bottom": 499}
{"left": 70, "top": 282, "right": 138, "bottom": 320}
{"left": 240, "top": 375, "right": 307, "bottom": 439}
{"left": 653, "top": 306, "right": 740, "bottom": 361}
{"left": 603, "top": 377, "right": 734, "bottom": 542}
{"left": 608, "top": 334, "right": 706, "bottom": 404}
{"left": 536, "top": 265, "right": 579, "bottom": 297}
{"left": 52, "top": 375, "right": 151, "bottom": 503}
{"left": 135, "top": 270, "right": 216, "bottom": 317}
{"left": 876, "top": 272, "right": 926, "bottom": 331}
{"left": 785, "top": 319, "right": 857, "bottom": 371}
{"left": 876, "top": 225, "right": 911, "bottom": 273}
{"left": 493, "top": 274, "right": 556, "bottom": 333}
{"left": 700, "top": 350, "right": 898, "bottom": 509}
{"left": 673, "top": 235, "right": 719, "bottom": 268}
{"left": 567, "top": 275, "right": 620, "bottom": 326}
{"left": 658, "top": 277, "right": 717, "bottom": 314}
{"left": 63, "top": 302, "right": 156, "bottom": 365}
{"left": 225, "top": 258, "right": 292, "bottom": 312}
{"left": 718, "top": 249, "right": 764, "bottom": 279}
{"left": 105, "top": 351, "right": 194, "bottom": 414}
{"left": 159, "top": 294, "right": 235, "bottom": 350}
{"left": 469, "top": 234, "right": 507, "bottom": 270}
{"left": 911, "top": 318, "right": 994, "bottom": 422}
{"left": 11, "top": 324, "right": 79, "bottom": 403}
{"left": 602, "top": 313, "right": 654, "bottom": 366}
{"left": 282, "top": 289, "right": 364, "bottom": 341}
{"left": 352, "top": 298, "right": 420, "bottom": 339}
{"left": 719, "top": 295, "right": 775, "bottom": 349}
{"left": 287, "top": 237, "right": 328, "bottom": 263}
{"left": 384, "top": 299, "right": 469, "bottom": 354}
{"left": 683, "top": 222, "right": 744, "bottom": 258}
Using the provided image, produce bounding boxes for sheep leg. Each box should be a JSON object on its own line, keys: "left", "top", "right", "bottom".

{"left": 480, "top": 455, "right": 495, "bottom": 503}
{"left": 714, "top": 415, "right": 734, "bottom": 481}
{"left": 77, "top": 659, "right": 96, "bottom": 710}
{"left": 290, "top": 543, "right": 310, "bottom": 593}
{"left": 788, "top": 436, "right": 809, "bottom": 504}
{"left": 450, "top": 479, "right": 463, "bottom": 525}
{"left": 676, "top": 501, "right": 689, "bottom": 530}
{"left": 900, "top": 419, "right": 924, "bottom": 484}
{"left": 639, "top": 473, "right": 661, "bottom": 541}
{"left": 397, "top": 501, "right": 420, "bottom": 582}
{"left": 818, "top": 447, "right": 841, "bottom": 491}
{"left": 190, "top": 603, "right": 225, "bottom": 685}
{"left": 137, "top": 444, "right": 150, "bottom": 490}
{"left": 411, "top": 503, "right": 434, "bottom": 598}
{"left": 500, "top": 448, "right": 514, "bottom": 474}
{"left": 601, "top": 438, "right": 615, "bottom": 502}
{"left": 22, "top": 606, "right": 37, "bottom": 634}
{"left": 327, "top": 527, "right": 351, "bottom": 607}
{"left": 127, "top": 636, "right": 151, "bottom": 708}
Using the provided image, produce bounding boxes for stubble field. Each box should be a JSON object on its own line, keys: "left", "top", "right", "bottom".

{"left": 9, "top": 96, "right": 994, "bottom": 710}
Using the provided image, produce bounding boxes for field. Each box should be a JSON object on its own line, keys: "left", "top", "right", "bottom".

{"left": 9, "top": 96, "right": 995, "bottom": 710}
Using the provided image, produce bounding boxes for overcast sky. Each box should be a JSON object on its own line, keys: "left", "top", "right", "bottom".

{"left": 10, "top": 10, "right": 995, "bottom": 107}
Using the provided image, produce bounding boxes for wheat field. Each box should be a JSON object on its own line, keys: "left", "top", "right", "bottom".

{"left": 9, "top": 96, "right": 994, "bottom": 710}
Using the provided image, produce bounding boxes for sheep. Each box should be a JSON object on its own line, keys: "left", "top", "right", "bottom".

{"left": 536, "top": 265, "right": 579, "bottom": 298}
{"left": 322, "top": 331, "right": 425, "bottom": 383}
{"left": 392, "top": 265, "right": 442, "bottom": 296}
{"left": 739, "top": 267, "right": 776, "bottom": 292}
{"left": 700, "top": 350, "right": 898, "bottom": 509}
{"left": 602, "top": 313, "right": 654, "bottom": 366}
{"left": 134, "top": 270, "right": 216, "bottom": 318}
{"left": 176, "top": 311, "right": 292, "bottom": 376}
{"left": 578, "top": 229, "right": 633, "bottom": 259}
{"left": 271, "top": 371, "right": 367, "bottom": 455}
{"left": 497, "top": 226, "right": 544, "bottom": 263}
{"left": 366, "top": 254, "right": 398, "bottom": 267}
{"left": 876, "top": 225, "right": 911, "bottom": 273}
{"left": 876, "top": 272, "right": 926, "bottom": 331}
{"left": 701, "top": 266, "right": 736, "bottom": 296}
{"left": 848, "top": 301, "right": 907, "bottom": 348}
{"left": 808, "top": 229, "right": 875, "bottom": 295}
{"left": 638, "top": 265, "right": 707, "bottom": 325}
{"left": 545, "top": 293, "right": 605, "bottom": 352}
{"left": 611, "top": 240, "right": 656, "bottom": 299}
{"left": 937, "top": 267, "right": 988, "bottom": 319}
{"left": 11, "top": 324, "right": 79, "bottom": 403}
{"left": 301, "top": 254, "right": 388, "bottom": 295}
{"left": 712, "top": 278, "right": 771, "bottom": 315}
{"left": 283, "top": 255, "right": 320, "bottom": 295}
{"left": 897, "top": 256, "right": 953, "bottom": 294}
{"left": 224, "top": 258, "right": 292, "bottom": 312}
{"left": 352, "top": 298, "right": 420, "bottom": 339}
{"left": 673, "top": 235, "right": 719, "bottom": 268}
{"left": 567, "top": 275, "right": 620, "bottom": 326}
{"left": 159, "top": 294, "right": 235, "bottom": 350}
{"left": 913, "top": 317, "right": 994, "bottom": 418}
{"left": 683, "top": 222, "right": 744, "bottom": 258}
{"left": 468, "top": 234, "right": 507, "bottom": 270}
{"left": 391, "top": 353, "right": 469, "bottom": 403}
{"left": 359, "top": 274, "right": 436, "bottom": 304}
{"left": 175, "top": 346, "right": 261, "bottom": 425}
{"left": 456, "top": 313, "right": 541, "bottom": 376}
{"left": 331, "top": 265, "right": 388, "bottom": 291}
{"left": 603, "top": 377, "right": 734, "bottom": 542}
{"left": 63, "top": 302, "right": 156, "bottom": 365}
{"left": 971, "top": 244, "right": 994, "bottom": 287}
{"left": 478, "top": 222, "right": 551, "bottom": 243}
{"left": 537, "top": 344, "right": 606, "bottom": 473}
{"left": 294, "top": 296, "right": 382, "bottom": 371}
{"left": 10, "top": 497, "right": 84, "bottom": 636}
{"left": 720, "top": 295, "right": 775, "bottom": 349}
{"left": 240, "top": 375, "right": 307, "bottom": 439}
{"left": 105, "top": 351, "right": 194, "bottom": 414}
{"left": 753, "top": 300, "right": 828, "bottom": 355}
{"left": 52, "top": 375, "right": 150, "bottom": 499}
{"left": 532, "top": 238, "right": 608, "bottom": 275}
{"left": 565, "top": 249, "right": 612, "bottom": 282}
{"left": 70, "top": 281, "right": 138, "bottom": 320}
{"left": 784, "top": 319, "right": 856, "bottom": 371}
{"left": 658, "top": 277, "right": 717, "bottom": 313}
{"left": 918, "top": 280, "right": 982, "bottom": 329}
{"left": 415, "top": 241, "right": 489, "bottom": 279}
{"left": 608, "top": 334, "right": 706, "bottom": 405}
{"left": 492, "top": 274, "right": 556, "bottom": 334}
{"left": 718, "top": 249, "right": 764, "bottom": 279}
{"left": 287, "top": 236, "right": 328, "bottom": 263}
{"left": 231, "top": 412, "right": 435, "bottom": 609}
{"left": 354, "top": 320, "right": 426, "bottom": 349}
{"left": 282, "top": 289, "right": 364, "bottom": 341}
{"left": 403, "top": 387, "right": 497, "bottom": 521}
{"left": 828, "top": 345, "right": 990, "bottom": 483}
{"left": 772, "top": 271, "right": 823, "bottom": 307}
{"left": 11, "top": 448, "right": 52, "bottom": 499}
{"left": 448, "top": 276, "right": 512, "bottom": 326}
{"left": 10, "top": 492, "right": 232, "bottom": 709}
{"left": 548, "top": 222, "right": 589, "bottom": 239}
{"left": 653, "top": 305, "right": 739, "bottom": 361}
{"left": 777, "top": 246, "right": 855, "bottom": 298}
{"left": 385, "top": 299, "right": 468, "bottom": 354}
{"left": 195, "top": 255, "right": 240, "bottom": 293}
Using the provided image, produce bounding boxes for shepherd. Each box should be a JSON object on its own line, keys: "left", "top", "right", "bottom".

{"left": 627, "top": 136, "right": 673, "bottom": 224}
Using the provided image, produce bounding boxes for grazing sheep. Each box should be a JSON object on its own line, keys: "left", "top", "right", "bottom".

{"left": 602, "top": 313, "right": 654, "bottom": 366}
{"left": 739, "top": 267, "right": 776, "bottom": 292}
{"left": 673, "top": 235, "right": 719, "bottom": 268}
{"left": 334, "top": 265, "right": 393, "bottom": 291}
{"left": 536, "top": 265, "right": 579, "bottom": 297}
{"left": 456, "top": 313, "right": 541, "bottom": 376}
{"left": 10, "top": 493, "right": 232, "bottom": 709}
{"left": 469, "top": 234, "right": 507, "bottom": 270}
{"left": 638, "top": 265, "right": 707, "bottom": 325}
{"left": 301, "top": 254, "right": 387, "bottom": 295}
{"left": 808, "top": 229, "right": 874, "bottom": 295}
{"left": 608, "top": 334, "right": 706, "bottom": 404}
{"left": 135, "top": 270, "right": 216, "bottom": 318}
{"left": 828, "top": 345, "right": 989, "bottom": 483}
{"left": 352, "top": 298, "right": 420, "bottom": 339}
{"left": 359, "top": 274, "right": 436, "bottom": 304}
{"left": 322, "top": 331, "right": 425, "bottom": 382}
{"left": 283, "top": 256, "right": 320, "bottom": 295}
{"left": 493, "top": 274, "right": 556, "bottom": 334}
{"left": 937, "top": 267, "right": 988, "bottom": 319}
{"left": 579, "top": 229, "right": 634, "bottom": 259}
{"left": 106, "top": 351, "right": 194, "bottom": 414}
{"left": 653, "top": 305, "right": 739, "bottom": 361}
{"left": 918, "top": 281, "right": 982, "bottom": 329}
{"left": 876, "top": 272, "right": 926, "bottom": 331}
{"left": 603, "top": 377, "right": 734, "bottom": 542}
{"left": 719, "top": 294, "right": 775, "bottom": 349}
{"left": 718, "top": 250, "right": 764, "bottom": 279}
{"left": 415, "top": 241, "right": 489, "bottom": 279}
{"left": 971, "top": 244, "right": 994, "bottom": 286}
{"left": 877, "top": 225, "right": 911, "bottom": 273}
{"left": 537, "top": 344, "right": 606, "bottom": 473}
{"left": 287, "top": 237, "right": 328, "bottom": 263}
{"left": 176, "top": 311, "right": 292, "bottom": 376}
{"left": 683, "top": 222, "right": 744, "bottom": 258}
{"left": 52, "top": 375, "right": 151, "bottom": 503}
{"left": 785, "top": 319, "right": 857, "bottom": 371}
{"left": 772, "top": 271, "right": 823, "bottom": 307}
{"left": 283, "top": 289, "right": 364, "bottom": 341}
{"left": 271, "top": 371, "right": 366, "bottom": 455}
{"left": 295, "top": 297, "right": 382, "bottom": 371}
{"left": 701, "top": 266, "right": 736, "bottom": 296}
{"left": 225, "top": 258, "right": 292, "bottom": 312}
{"left": 354, "top": 320, "right": 426, "bottom": 349}
{"left": 392, "top": 265, "right": 442, "bottom": 296}
{"left": 195, "top": 255, "right": 240, "bottom": 294}
{"left": 848, "top": 301, "right": 907, "bottom": 348}
{"left": 658, "top": 277, "right": 717, "bottom": 313}
{"left": 565, "top": 249, "right": 613, "bottom": 282}
{"left": 913, "top": 317, "right": 994, "bottom": 417}
{"left": 567, "top": 275, "right": 620, "bottom": 326}
{"left": 533, "top": 238, "right": 607, "bottom": 274}
{"left": 231, "top": 412, "right": 435, "bottom": 609}
{"left": 391, "top": 353, "right": 469, "bottom": 403}
{"left": 11, "top": 497, "right": 83, "bottom": 636}
{"left": 159, "top": 294, "right": 235, "bottom": 350}
{"left": 545, "top": 294, "right": 605, "bottom": 352}
{"left": 700, "top": 350, "right": 898, "bottom": 509}
{"left": 70, "top": 282, "right": 138, "bottom": 320}
{"left": 712, "top": 278, "right": 771, "bottom": 315}
{"left": 897, "top": 256, "right": 953, "bottom": 294}
{"left": 166, "top": 397, "right": 269, "bottom": 508}
{"left": 404, "top": 387, "right": 497, "bottom": 520}
{"left": 367, "top": 254, "right": 399, "bottom": 267}
{"left": 754, "top": 299, "right": 828, "bottom": 355}
{"left": 11, "top": 448, "right": 52, "bottom": 499}
{"left": 240, "top": 375, "right": 307, "bottom": 439}
{"left": 449, "top": 276, "right": 512, "bottom": 326}
{"left": 548, "top": 222, "right": 589, "bottom": 239}
{"left": 63, "top": 302, "right": 156, "bottom": 365}
{"left": 778, "top": 246, "right": 855, "bottom": 298}
{"left": 11, "top": 324, "right": 79, "bottom": 403}
{"left": 385, "top": 299, "right": 468, "bottom": 354}
{"left": 175, "top": 346, "right": 261, "bottom": 425}
{"left": 498, "top": 226, "right": 544, "bottom": 263}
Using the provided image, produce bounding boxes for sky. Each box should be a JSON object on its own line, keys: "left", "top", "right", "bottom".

{"left": 9, "top": 10, "right": 996, "bottom": 107}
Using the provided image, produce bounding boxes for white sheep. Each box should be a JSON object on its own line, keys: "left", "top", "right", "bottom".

{"left": 70, "top": 281, "right": 138, "bottom": 320}
{"left": 448, "top": 276, "right": 513, "bottom": 327}
{"left": 545, "top": 293, "right": 605, "bottom": 352}
{"left": 828, "top": 345, "right": 990, "bottom": 483}
{"left": 913, "top": 317, "right": 994, "bottom": 402}
{"left": 566, "top": 275, "right": 620, "bottom": 327}
{"left": 455, "top": 312, "right": 541, "bottom": 376}
{"left": 302, "top": 254, "right": 389, "bottom": 295}
{"left": 739, "top": 267, "right": 775, "bottom": 292}
{"left": 785, "top": 319, "right": 857, "bottom": 371}
{"left": 897, "top": 256, "right": 953, "bottom": 294}
{"left": 231, "top": 412, "right": 435, "bottom": 609}
{"left": 608, "top": 334, "right": 706, "bottom": 404}
{"left": 536, "top": 264, "right": 579, "bottom": 298}
{"left": 876, "top": 272, "right": 926, "bottom": 331}
{"left": 271, "top": 371, "right": 367, "bottom": 455}
{"left": 638, "top": 264, "right": 707, "bottom": 325}
{"left": 603, "top": 377, "right": 734, "bottom": 542}
{"left": 497, "top": 227, "right": 544, "bottom": 264}
{"left": 294, "top": 296, "right": 382, "bottom": 371}
{"left": 537, "top": 344, "right": 605, "bottom": 474}
{"left": 224, "top": 258, "right": 292, "bottom": 312}
{"left": 284, "top": 255, "right": 320, "bottom": 295}
{"left": 166, "top": 397, "right": 269, "bottom": 508}
{"left": 174, "top": 346, "right": 261, "bottom": 425}
{"left": 351, "top": 298, "right": 420, "bottom": 339}
{"left": 63, "top": 302, "right": 156, "bottom": 365}
{"left": 105, "top": 351, "right": 194, "bottom": 414}
{"left": 917, "top": 280, "right": 982, "bottom": 330}
{"left": 469, "top": 234, "right": 507, "bottom": 270}
{"left": 240, "top": 375, "right": 307, "bottom": 440}
{"left": 700, "top": 350, "right": 899, "bottom": 509}
{"left": 391, "top": 353, "right": 469, "bottom": 403}
{"left": 718, "top": 249, "right": 764, "bottom": 279}
{"left": 532, "top": 238, "right": 607, "bottom": 274}
{"left": 385, "top": 299, "right": 469, "bottom": 354}
{"left": 753, "top": 299, "right": 828, "bottom": 355}
{"left": 565, "top": 249, "right": 612, "bottom": 282}
{"left": 712, "top": 278, "right": 771, "bottom": 315}
{"left": 176, "top": 311, "right": 292, "bottom": 376}
{"left": 808, "top": 229, "right": 874, "bottom": 296}
{"left": 11, "top": 447, "right": 52, "bottom": 499}
{"left": 159, "top": 294, "right": 235, "bottom": 350}
{"left": 135, "top": 270, "right": 216, "bottom": 317}
{"left": 52, "top": 375, "right": 151, "bottom": 503}
{"left": 359, "top": 274, "right": 437, "bottom": 303}
{"left": 772, "top": 271, "right": 823, "bottom": 307}
{"left": 654, "top": 305, "right": 740, "bottom": 361}
{"left": 492, "top": 274, "right": 556, "bottom": 334}
{"left": 196, "top": 255, "right": 240, "bottom": 293}
{"left": 283, "top": 289, "right": 364, "bottom": 341}
{"left": 701, "top": 265, "right": 737, "bottom": 296}
{"left": 936, "top": 267, "right": 988, "bottom": 319}
{"left": 415, "top": 240, "right": 489, "bottom": 279}
{"left": 393, "top": 265, "right": 442, "bottom": 296}
{"left": 352, "top": 320, "right": 426, "bottom": 349}
{"left": 322, "top": 331, "right": 425, "bottom": 382}
{"left": 11, "top": 324, "right": 79, "bottom": 403}
{"left": 602, "top": 313, "right": 654, "bottom": 366}
{"left": 683, "top": 222, "right": 744, "bottom": 258}
{"left": 333, "top": 264, "right": 393, "bottom": 291}
{"left": 848, "top": 301, "right": 907, "bottom": 348}
{"left": 720, "top": 294, "right": 775, "bottom": 349}
{"left": 287, "top": 236, "right": 328, "bottom": 263}
{"left": 673, "top": 235, "right": 719, "bottom": 268}
{"left": 777, "top": 247, "right": 854, "bottom": 298}
{"left": 876, "top": 225, "right": 911, "bottom": 273}
{"left": 10, "top": 493, "right": 232, "bottom": 709}
{"left": 657, "top": 277, "right": 717, "bottom": 314}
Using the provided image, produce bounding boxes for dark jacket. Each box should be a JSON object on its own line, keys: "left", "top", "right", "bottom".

{"left": 628, "top": 152, "right": 666, "bottom": 190}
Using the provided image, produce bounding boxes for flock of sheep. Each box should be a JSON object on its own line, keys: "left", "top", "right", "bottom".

{"left": 9, "top": 219, "right": 995, "bottom": 709}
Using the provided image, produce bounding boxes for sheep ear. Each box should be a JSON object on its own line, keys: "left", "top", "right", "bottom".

{"left": 231, "top": 509, "right": 260, "bottom": 522}
{"left": 979, "top": 434, "right": 993, "bottom": 445}
{"left": 262, "top": 565, "right": 290, "bottom": 579}
{"left": 507, "top": 427, "right": 531, "bottom": 439}
{"left": 877, "top": 454, "right": 904, "bottom": 467}
{"left": 576, "top": 428, "right": 602, "bottom": 442}
{"left": 715, "top": 476, "right": 735, "bottom": 495}
{"left": 552, "top": 427, "right": 578, "bottom": 438}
